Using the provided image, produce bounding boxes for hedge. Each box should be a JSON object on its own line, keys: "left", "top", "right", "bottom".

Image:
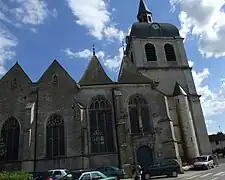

{"left": 0, "top": 171, "right": 32, "bottom": 180}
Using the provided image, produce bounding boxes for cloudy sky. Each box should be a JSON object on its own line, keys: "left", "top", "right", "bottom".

{"left": 0, "top": 0, "right": 225, "bottom": 134}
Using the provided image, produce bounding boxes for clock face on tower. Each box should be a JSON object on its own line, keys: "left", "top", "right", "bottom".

{"left": 151, "top": 23, "right": 160, "bottom": 30}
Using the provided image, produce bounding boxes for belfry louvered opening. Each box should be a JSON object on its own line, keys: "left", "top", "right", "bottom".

{"left": 145, "top": 43, "right": 157, "bottom": 61}
{"left": 164, "top": 44, "right": 176, "bottom": 61}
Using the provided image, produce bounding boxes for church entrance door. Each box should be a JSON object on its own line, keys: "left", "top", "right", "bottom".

{"left": 136, "top": 146, "right": 153, "bottom": 169}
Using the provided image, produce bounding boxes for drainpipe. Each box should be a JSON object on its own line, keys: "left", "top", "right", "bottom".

{"left": 32, "top": 87, "right": 39, "bottom": 173}
{"left": 111, "top": 88, "right": 122, "bottom": 169}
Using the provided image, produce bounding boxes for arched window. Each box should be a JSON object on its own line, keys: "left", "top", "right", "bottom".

{"left": 46, "top": 114, "right": 65, "bottom": 157}
{"left": 89, "top": 96, "right": 115, "bottom": 153}
{"left": 0, "top": 117, "right": 20, "bottom": 161}
{"left": 145, "top": 43, "right": 157, "bottom": 61}
{"left": 164, "top": 44, "right": 176, "bottom": 61}
{"left": 128, "top": 94, "right": 151, "bottom": 133}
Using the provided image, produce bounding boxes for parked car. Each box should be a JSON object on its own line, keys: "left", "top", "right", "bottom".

{"left": 143, "top": 159, "right": 181, "bottom": 179}
{"left": 71, "top": 170, "right": 116, "bottom": 180}
{"left": 47, "top": 169, "right": 72, "bottom": 180}
{"left": 193, "top": 155, "right": 215, "bottom": 170}
{"left": 96, "top": 166, "right": 125, "bottom": 179}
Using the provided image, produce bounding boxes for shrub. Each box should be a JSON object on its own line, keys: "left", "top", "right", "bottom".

{"left": 0, "top": 171, "right": 32, "bottom": 180}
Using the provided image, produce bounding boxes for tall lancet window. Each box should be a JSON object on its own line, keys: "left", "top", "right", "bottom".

{"left": 46, "top": 114, "right": 65, "bottom": 157}
{"left": 89, "top": 95, "right": 115, "bottom": 153}
{"left": 145, "top": 43, "right": 157, "bottom": 61}
{"left": 0, "top": 117, "right": 20, "bottom": 161}
{"left": 128, "top": 94, "right": 151, "bottom": 133}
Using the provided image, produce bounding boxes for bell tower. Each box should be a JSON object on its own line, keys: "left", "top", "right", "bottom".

{"left": 125, "top": 0, "right": 212, "bottom": 157}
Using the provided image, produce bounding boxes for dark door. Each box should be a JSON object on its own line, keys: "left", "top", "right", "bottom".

{"left": 136, "top": 146, "right": 153, "bottom": 169}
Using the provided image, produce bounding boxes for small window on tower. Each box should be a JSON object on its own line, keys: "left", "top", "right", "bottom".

{"left": 145, "top": 43, "right": 157, "bottom": 61}
{"left": 164, "top": 44, "right": 176, "bottom": 61}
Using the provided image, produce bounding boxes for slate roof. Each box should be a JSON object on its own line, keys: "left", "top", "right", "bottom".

{"left": 79, "top": 55, "right": 113, "bottom": 86}
{"left": 130, "top": 22, "right": 180, "bottom": 38}
{"left": 118, "top": 56, "right": 156, "bottom": 85}
{"left": 0, "top": 61, "right": 32, "bottom": 83}
{"left": 173, "top": 82, "right": 187, "bottom": 96}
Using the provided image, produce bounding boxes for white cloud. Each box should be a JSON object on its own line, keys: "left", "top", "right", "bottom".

{"left": 0, "top": 65, "right": 6, "bottom": 75}
{"left": 0, "top": 0, "right": 55, "bottom": 77}
{"left": 63, "top": 48, "right": 105, "bottom": 60}
{"left": 0, "top": 25, "right": 17, "bottom": 67}
{"left": 12, "top": 0, "right": 56, "bottom": 25}
{"left": 205, "top": 119, "right": 214, "bottom": 128}
{"left": 171, "top": 0, "right": 225, "bottom": 58}
{"left": 63, "top": 47, "right": 123, "bottom": 72}
{"left": 103, "top": 47, "right": 123, "bottom": 71}
{"left": 66, "top": 0, "right": 124, "bottom": 41}
{"left": 191, "top": 61, "right": 225, "bottom": 117}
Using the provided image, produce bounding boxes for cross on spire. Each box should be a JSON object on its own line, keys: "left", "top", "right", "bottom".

{"left": 92, "top": 44, "right": 96, "bottom": 56}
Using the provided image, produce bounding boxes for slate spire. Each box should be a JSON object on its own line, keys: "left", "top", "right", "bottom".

{"left": 79, "top": 54, "right": 113, "bottom": 86}
{"left": 173, "top": 82, "right": 187, "bottom": 96}
{"left": 137, "top": 0, "right": 152, "bottom": 23}
{"left": 118, "top": 56, "right": 158, "bottom": 88}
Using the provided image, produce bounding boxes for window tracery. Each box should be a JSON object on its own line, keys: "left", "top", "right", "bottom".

{"left": 46, "top": 114, "right": 65, "bottom": 157}
{"left": 89, "top": 96, "right": 115, "bottom": 153}
{"left": 128, "top": 94, "right": 151, "bottom": 133}
{"left": 0, "top": 117, "right": 20, "bottom": 161}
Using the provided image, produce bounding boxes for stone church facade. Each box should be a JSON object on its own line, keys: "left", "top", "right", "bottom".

{"left": 0, "top": 0, "right": 211, "bottom": 173}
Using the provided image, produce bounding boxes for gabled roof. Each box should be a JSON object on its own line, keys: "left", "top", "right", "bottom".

{"left": 0, "top": 62, "right": 32, "bottom": 83}
{"left": 38, "top": 59, "right": 77, "bottom": 84}
{"left": 117, "top": 56, "right": 156, "bottom": 85}
{"left": 79, "top": 55, "right": 113, "bottom": 86}
{"left": 173, "top": 82, "right": 187, "bottom": 96}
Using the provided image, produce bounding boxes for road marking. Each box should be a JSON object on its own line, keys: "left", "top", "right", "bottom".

{"left": 213, "top": 172, "right": 225, "bottom": 176}
{"left": 212, "top": 177, "right": 218, "bottom": 180}
{"left": 200, "top": 172, "right": 213, "bottom": 178}
{"left": 186, "top": 175, "right": 199, "bottom": 179}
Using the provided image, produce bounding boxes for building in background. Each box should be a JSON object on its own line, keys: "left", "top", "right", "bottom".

{"left": 209, "top": 132, "right": 225, "bottom": 154}
{"left": 0, "top": 0, "right": 211, "bottom": 172}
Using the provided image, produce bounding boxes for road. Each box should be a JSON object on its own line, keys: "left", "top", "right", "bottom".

{"left": 155, "top": 163, "right": 225, "bottom": 180}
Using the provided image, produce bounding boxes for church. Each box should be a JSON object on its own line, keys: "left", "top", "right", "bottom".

{"left": 0, "top": 0, "right": 211, "bottom": 173}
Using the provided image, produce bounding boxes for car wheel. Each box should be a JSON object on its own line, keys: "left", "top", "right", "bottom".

{"left": 171, "top": 171, "right": 178, "bottom": 177}
{"left": 115, "top": 175, "right": 120, "bottom": 180}
{"left": 144, "top": 173, "right": 151, "bottom": 180}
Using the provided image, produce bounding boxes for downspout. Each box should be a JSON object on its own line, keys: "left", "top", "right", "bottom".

{"left": 111, "top": 88, "right": 122, "bottom": 168}
{"left": 33, "top": 87, "right": 39, "bottom": 173}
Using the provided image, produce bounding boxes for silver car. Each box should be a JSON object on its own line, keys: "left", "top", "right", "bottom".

{"left": 193, "top": 155, "right": 214, "bottom": 169}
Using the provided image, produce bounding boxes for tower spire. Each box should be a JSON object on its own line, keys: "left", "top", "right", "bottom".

{"left": 137, "top": 0, "right": 152, "bottom": 23}
{"left": 92, "top": 44, "right": 96, "bottom": 56}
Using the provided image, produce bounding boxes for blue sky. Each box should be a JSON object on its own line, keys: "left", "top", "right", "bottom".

{"left": 0, "top": 0, "right": 225, "bottom": 134}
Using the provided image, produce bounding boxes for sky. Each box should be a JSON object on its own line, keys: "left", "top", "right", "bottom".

{"left": 0, "top": 0, "right": 225, "bottom": 134}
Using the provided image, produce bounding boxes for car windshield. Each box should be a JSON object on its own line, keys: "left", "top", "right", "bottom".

{"left": 108, "top": 166, "right": 119, "bottom": 171}
{"left": 196, "top": 156, "right": 208, "bottom": 162}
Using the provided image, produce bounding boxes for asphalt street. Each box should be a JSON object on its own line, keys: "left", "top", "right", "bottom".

{"left": 150, "top": 163, "right": 225, "bottom": 180}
